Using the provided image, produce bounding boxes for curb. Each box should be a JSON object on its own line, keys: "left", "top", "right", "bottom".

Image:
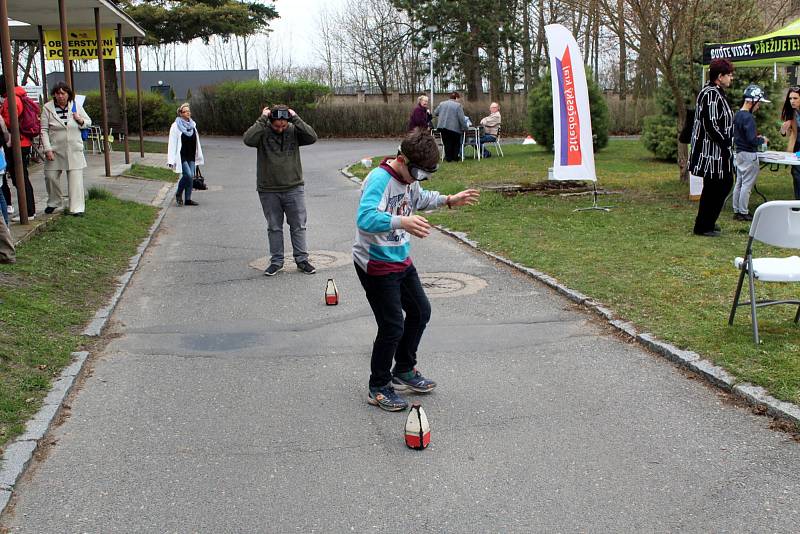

{"left": 0, "top": 185, "right": 174, "bottom": 515}
{"left": 434, "top": 226, "right": 800, "bottom": 427}
{"left": 338, "top": 165, "right": 800, "bottom": 426}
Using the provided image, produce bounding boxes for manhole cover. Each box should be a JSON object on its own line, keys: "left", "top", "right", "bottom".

{"left": 249, "top": 250, "right": 351, "bottom": 272}
{"left": 419, "top": 272, "right": 487, "bottom": 298}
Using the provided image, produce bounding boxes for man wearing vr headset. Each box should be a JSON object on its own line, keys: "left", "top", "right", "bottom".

{"left": 353, "top": 128, "right": 480, "bottom": 412}
{"left": 244, "top": 104, "right": 318, "bottom": 276}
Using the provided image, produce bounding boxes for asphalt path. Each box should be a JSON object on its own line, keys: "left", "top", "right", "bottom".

{"left": 2, "top": 137, "right": 799, "bottom": 532}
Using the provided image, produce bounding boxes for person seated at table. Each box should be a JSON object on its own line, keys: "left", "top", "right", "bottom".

{"left": 479, "top": 102, "right": 501, "bottom": 158}
{"left": 780, "top": 85, "right": 800, "bottom": 199}
{"left": 407, "top": 95, "right": 432, "bottom": 132}
{"left": 732, "top": 84, "right": 769, "bottom": 222}
{"left": 433, "top": 91, "right": 467, "bottom": 162}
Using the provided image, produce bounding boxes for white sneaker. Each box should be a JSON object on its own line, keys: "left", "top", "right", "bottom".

{"left": 10, "top": 213, "right": 34, "bottom": 222}
{"left": 7, "top": 205, "right": 14, "bottom": 215}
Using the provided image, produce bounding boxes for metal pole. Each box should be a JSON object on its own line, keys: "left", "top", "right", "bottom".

{"left": 37, "top": 25, "right": 48, "bottom": 98}
{"left": 95, "top": 8, "right": 111, "bottom": 176}
{"left": 118, "top": 24, "right": 129, "bottom": 164}
{"left": 429, "top": 35, "right": 434, "bottom": 108}
{"left": 58, "top": 0, "right": 71, "bottom": 88}
{"left": 0, "top": 0, "right": 28, "bottom": 223}
{"left": 134, "top": 37, "right": 144, "bottom": 158}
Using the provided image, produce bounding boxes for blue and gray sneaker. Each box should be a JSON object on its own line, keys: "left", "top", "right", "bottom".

{"left": 392, "top": 369, "right": 437, "bottom": 393}
{"left": 367, "top": 385, "right": 408, "bottom": 412}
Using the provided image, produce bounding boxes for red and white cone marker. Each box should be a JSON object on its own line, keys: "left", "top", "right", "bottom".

{"left": 325, "top": 278, "right": 339, "bottom": 305}
{"left": 522, "top": 135, "right": 537, "bottom": 145}
{"left": 404, "top": 402, "right": 430, "bottom": 450}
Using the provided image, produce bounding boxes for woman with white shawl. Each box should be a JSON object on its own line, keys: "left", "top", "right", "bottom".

{"left": 167, "top": 103, "right": 204, "bottom": 206}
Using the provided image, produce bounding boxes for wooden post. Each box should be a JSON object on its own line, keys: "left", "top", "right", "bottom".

{"left": 37, "top": 25, "right": 48, "bottom": 98}
{"left": 95, "top": 8, "right": 111, "bottom": 176}
{"left": 134, "top": 37, "right": 144, "bottom": 157}
{"left": 118, "top": 24, "right": 129, "bottom": 164}
{"left": 58, "top": 0, "right": 71, "bottom": 88}
{"left": 0, "top": 0, "right": 28, "bottom": 223}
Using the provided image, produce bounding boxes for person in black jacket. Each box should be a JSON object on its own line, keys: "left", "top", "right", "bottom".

{"left": 689, "top": 58, "right": 735, "bottom": 237}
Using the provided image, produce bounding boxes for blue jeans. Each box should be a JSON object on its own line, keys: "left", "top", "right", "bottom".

{"left": 480, "top": 134, "right": 496, "bottom": 156}
{"left": 177, "top": 160, "right": 195, "bottom": 202}
{"left": 0, "top": 179, "right": 7, "bottom": 226}
{"left": 355, "top": 263, "right": 432, "bottom": 388}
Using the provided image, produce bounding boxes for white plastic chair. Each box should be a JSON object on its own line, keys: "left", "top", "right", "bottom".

{"left": 461, "top": 128, "right": 481, "bottom": 161}
{"left": 431, "top": 129, "right": 444, "bottom": 162}
{"left": 485, "top": 125, "right": 504, "bottom": 157}
{"left": 728, "top": 200, "right": 800, "bottom": 344}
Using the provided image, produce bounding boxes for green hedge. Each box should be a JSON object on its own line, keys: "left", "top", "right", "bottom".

{"left": 82, "top": 91, "right": 172, "bottom": 134}
{"left": 190, "top": 79, "right": 330, "bottom": 135}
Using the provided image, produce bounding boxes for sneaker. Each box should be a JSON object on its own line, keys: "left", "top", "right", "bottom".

{"left": 44, "top": 206, "right": 56, "bottom": 214}
{"left": 10, "top": 213, "right": 34, "bottom": 222}
{"left": 367, "top": 385, "right": 408, "bottom": 412}
{"left": 264, "top": 264, "right": 283, "bottom": 276}
{"left": 740, "top": 213, "right": 753, "bottom": 221}
{"left": 7, "top": 205, "right": 13, "bottom": 215}
{"left": 392, "top": 369, "right": 437, "bottom": 393}
{"left": 296, "top": 260, "right": 316, "bottom": 274}
{"left": 185, "top": 199, "right": 199, "bottom": 206}
{"left": 175, "top": 194, "right": 183, "bottom": 206}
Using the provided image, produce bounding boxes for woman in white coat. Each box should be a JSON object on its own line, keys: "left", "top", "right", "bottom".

{"left": 40, "top": 82, "right": 92, "bottom": 216}
{"left": 167, "top": 103, "right": 204, "bottom": 206}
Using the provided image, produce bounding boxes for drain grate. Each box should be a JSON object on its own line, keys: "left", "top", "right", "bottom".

{"left": 419, "top": 272, "right": 487, "bottom": 298}
{"left": 249, "top": 250, "right": 351, "bottom": 272}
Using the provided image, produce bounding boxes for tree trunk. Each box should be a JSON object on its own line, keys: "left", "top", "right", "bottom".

{"left": 522, "top": 0, "right": 531, "bottom": 92}
{"left": 103, "top": 58, "right": 122, "bottom": 127}
{"left": 463, "top": 25, "right": 481, "bottom": 101}
{"left": 666, "top": 69, "right": 689, "bottom": 183}
{"left": 617, "top": 0, "right": 626, "bottom": 100}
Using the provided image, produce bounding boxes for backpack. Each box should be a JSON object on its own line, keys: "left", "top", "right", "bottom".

{"left": 18, "top": 93, "right": 41, "bottom": 139}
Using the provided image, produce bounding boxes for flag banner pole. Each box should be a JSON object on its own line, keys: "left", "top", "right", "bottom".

{"left": 545, "top": 23, "right": 611, "bottom": 211}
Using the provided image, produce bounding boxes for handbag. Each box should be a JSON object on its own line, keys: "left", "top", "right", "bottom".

{"left": 72, "top": 102, "right": 90, "bottom": 141}
{"left": 192, "top": 166, "right": 208, "bottom": 190}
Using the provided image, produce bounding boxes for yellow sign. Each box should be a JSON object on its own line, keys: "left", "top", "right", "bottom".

{"left": 43, "top": 29, "right": 118, "bottom": 61}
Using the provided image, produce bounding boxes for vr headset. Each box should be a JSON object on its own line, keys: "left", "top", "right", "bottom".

{"left": 269, "top": 108, "right": 291, "bottom": 121}
{"left": 398, "top": 146, "right": 438, "bottom": 181}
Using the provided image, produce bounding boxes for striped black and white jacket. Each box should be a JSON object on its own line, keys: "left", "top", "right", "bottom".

{"left": 689, "top": 82, "right": 734, "bottom": 181}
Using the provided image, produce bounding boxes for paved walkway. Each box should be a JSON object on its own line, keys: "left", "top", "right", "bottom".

{"left": 2, "top": 137, "right": 799, "bottom": 532}
{"left": 7, "top": 149, "right": 168, "bottom": 245}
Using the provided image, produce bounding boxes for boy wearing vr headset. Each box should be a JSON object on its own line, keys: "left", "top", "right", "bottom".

{"left": 244, "top": 104, "right": 318, "bottom": 276}
{"left": 353, "top": 128, "right": 479, "bottom": 411}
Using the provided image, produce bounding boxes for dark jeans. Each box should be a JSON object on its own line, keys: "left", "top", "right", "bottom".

{"left": 355, "top": 262, "right": 432, "bottom": 388}
{"left": 481, "top": 134, "right": 497, "bottom": 156}
{"left": 440, "top": 128, "right": 462, "bottom": 162}
{"left": 2, "top": 145, "right": 35, "bottom": 216}
{"left": 258, "top": 187, "right": 308, "bottom": 266}
{"left": 693, "top": 173, "right": 733, "bottom": 234}
{"left": 792, "top": 165, "right": 800, "bottom": 200}
{"left": 177, "top": 160, "right": 195, "bottom": 202}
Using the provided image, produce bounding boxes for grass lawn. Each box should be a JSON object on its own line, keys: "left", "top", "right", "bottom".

{"left": 125, "top": 163, "right": 177, "bottom": 182}
{"left": 83, "top": 139, "right": 168, "bottom": 154}
{"left": 349, "top": 140, "right": 800, "bottom": 406}
{"left": 0, "top": 190, "right": 157, "bottom": 446}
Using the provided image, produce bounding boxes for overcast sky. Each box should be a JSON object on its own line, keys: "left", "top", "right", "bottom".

{"left": 269, "top": 0, "right": 333, "bottom": 65}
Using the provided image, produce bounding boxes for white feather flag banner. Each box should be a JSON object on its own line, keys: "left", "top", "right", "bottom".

{"left": 545, "top": 24, "right": 596, "bottom": 182}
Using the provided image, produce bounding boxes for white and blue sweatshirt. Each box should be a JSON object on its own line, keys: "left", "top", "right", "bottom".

{"left": 353, "top": 160, "right": 447, "bottom": 275}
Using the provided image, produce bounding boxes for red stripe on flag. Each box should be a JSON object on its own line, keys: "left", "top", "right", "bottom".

{"left": 560, "top": 48, "right": 582, "bottom": 166}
